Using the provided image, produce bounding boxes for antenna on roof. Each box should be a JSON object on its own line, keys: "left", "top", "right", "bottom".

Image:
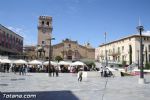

{"left": 67, "top": 32, "right": 71, "bottom": 40}
{"left": 138, "top": 16, "right": 141, "bottom": 26}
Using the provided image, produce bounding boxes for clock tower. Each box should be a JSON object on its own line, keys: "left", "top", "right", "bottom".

{"left": 37, "top": 16, "right": 53, "bottom": 58}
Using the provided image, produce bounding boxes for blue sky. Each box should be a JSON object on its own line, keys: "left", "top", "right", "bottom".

{"left": 0, "top": 0, "right": 150, "bottom": 47}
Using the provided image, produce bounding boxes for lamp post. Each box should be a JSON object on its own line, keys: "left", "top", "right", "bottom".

{"left": 48, "top": 37, "right": 55, "bottom": 77}
{"left": 41, "top": 43, "right": 45, "bottom": 60}
{"left": 104, "top": 32, "right": 108, "bottom": 67}
{"left": 137, "top": 50, "right": 139, "bottom": 69}
{"left": 136, "top": 25, "right": 145, "bottom": 84}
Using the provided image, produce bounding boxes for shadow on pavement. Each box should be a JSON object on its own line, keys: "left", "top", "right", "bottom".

{"left": 0, "top": 90, "right": 79, "bottom": 100}
{"left": 145, "top": 81, "right": 150, "bottom": 84}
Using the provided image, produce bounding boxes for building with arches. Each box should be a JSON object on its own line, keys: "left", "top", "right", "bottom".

{"left": 52, "top": 38, "right": 95, "bottom": 61}
{"left": 24, "top": 16, "right": 95, "bottom": 61}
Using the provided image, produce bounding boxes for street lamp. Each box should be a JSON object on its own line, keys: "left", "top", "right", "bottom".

{"left": 47, "top": 37, "right": 55, "bottom": 77}
{"left": 104, "top": 32, "right": 108, "bottom": 67}
{"left": 137, "top": 50, "right": 139, "bottom": 69}
{"left": 136, "top": 24, "right": 145, "bottom": 84}
{"left": 41, "top": 43, "right": 46, "bottom": 60}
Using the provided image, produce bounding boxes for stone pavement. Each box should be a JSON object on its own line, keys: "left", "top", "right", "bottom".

{"left": 0, "top": 72, "right": 150, "bottom": 100}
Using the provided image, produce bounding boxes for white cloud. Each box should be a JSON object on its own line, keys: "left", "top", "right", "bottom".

{"left": 142, "top": 31, "right": 150, "bottom": 36}
{"left": 7, "top": 26, "right": 24, "bottom": 36}
{"left": 7, "top": 26, "right": 36, "bottom": 46}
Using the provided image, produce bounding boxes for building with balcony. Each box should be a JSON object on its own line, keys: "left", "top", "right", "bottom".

{"left": 0, "top": 24, "right": 23, "bottom": 58}
{"left": 95, "top": 34, "right": 150, "bottom": 65}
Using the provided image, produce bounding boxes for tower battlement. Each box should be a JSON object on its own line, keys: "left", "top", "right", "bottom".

{"left": 39, "top": 16, "right": 52, "bottom": 20}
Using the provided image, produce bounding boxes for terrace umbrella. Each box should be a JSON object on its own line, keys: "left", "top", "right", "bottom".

{"left": 43, "top": 61, "right": 57, "bottom": 66}
{"left": 71, "top": 61, "right": 86, "bottom": 66}
{"left": 28, "top": 60, "right": 42, "bottom": 65}
{"left": 58, "top": 61, "right": 71, "bottom": 65}
{"left": 0, "top": 59, "right": 12, "bottom": 64}
{"left": 13, "top": 59, "right": 27, "bottom": 64}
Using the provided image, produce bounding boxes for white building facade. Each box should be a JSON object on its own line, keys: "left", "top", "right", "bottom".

{"left": 95, "top": 35, "right": 150, "bottom": 65}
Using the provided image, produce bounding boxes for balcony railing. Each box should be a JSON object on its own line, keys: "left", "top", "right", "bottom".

{"left": 108, "top": 51, "right": 120, "bottom": 56}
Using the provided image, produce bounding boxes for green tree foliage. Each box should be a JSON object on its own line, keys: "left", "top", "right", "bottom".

{"left": 145, "top": 63, "right": 150, "bottom": 69}
{"left": 84, "top": 61, "right": 95, "bottom": 69}
{"left": 55, "top": 56, "right": 63, "bottom": 62}
{"left": 122, "top": 61, "right": 127, "bottom": 67}
{"left": 145, "top": 47, "right": 148, "bottom": 64}
{"left": 129, "top": 45, "right": 132, "bottom": 65}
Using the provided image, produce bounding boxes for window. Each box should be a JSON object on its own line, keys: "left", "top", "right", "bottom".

{"left": 113, "top": 48, "right": 115, "bottom": 53}
{"left": 68, "top": 44, "right": 71, "bottom": 48}
{"left": 1, "top": 41, "right": 4, "bottom": 47}
{"left": 7, "top": 33, "right": 9, "bottom": 39}
{"left": 118, "top": 56, "right": 120, "bottom": 62}
{"left": 47, "top": 22, "right": 49, "bottom": 26}
{"left": 122, "top": 46, "right": 124, "bottom": 52}
{"left": 143, "top": 54, "right": 144, "bottom": 62}
{"left": 142, "top": 44, "right": 144, "bottom": 51}
{"left": 149, "top": 54, "right": 150, "bottom": 62}
{"left": 42, "top": 21, "right": 44, "bottom": 25}
{"left": 129, "top": 38, "right": 131, "bottom": 41}
{"left": 118, "top": 47, "right": 120, "bottom": 53}
{"left": 42, "top": 41, "right": 45, "bottom": 45}
{"left": 149, "top": 45, "right": 150, "bottom": 52}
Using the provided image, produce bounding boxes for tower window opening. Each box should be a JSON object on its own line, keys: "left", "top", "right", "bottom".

{"left": 47, "top": 22, "right": 49, "bottom": 26}
{"left": 42, "top": 41, "right": 45, "bottom": 45}
{"left": 42, "top": 21, "right": 44, "bottom": 25}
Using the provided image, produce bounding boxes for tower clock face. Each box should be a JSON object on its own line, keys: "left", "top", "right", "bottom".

{"left": 42, "top": 28, "right": 46, "bottom": 33}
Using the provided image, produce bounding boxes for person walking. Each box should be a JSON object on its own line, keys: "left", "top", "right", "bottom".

{"left": 6, "top": 64, "right": 9, "bottom": 73}
{"left": 55, "top": 66, "right": 59, "bottom": 77}
{"left": 19, "top": 65, "right": 22, "bottom": 75}
{"left": 52, "top": 66, "right": 55, "bottom": 77}
{"left": 100, "top": 67, "right": 103, "bottom": 77}
{"left": 3, "top": 65, "right": 6, "bottom": 73}
{"left": 13, "top": 64, "right": 17, "bottom": 74}
{"left": 49, "top": 66, "right": 52, "bottom": 77}
{"left": 103, "top": 66, "right": 108, "bottom": 77}
{"left": 78, "top": 71, "right": 83, "bottom": 82}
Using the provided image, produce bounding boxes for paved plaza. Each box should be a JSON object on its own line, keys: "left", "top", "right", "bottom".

{"left": 0, "top": 72, "right": 150, "bottom": 100}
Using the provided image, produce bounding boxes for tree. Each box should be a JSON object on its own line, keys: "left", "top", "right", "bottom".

{"left": 145, "top": 47, "right": 148, "bottom": 68}
{"left": 122, "top": 61, "right": 127, "bottom": 67}
{"left": 129, "top": 45, "right": 132, "bottom": 65}
{"left": 55, "top": 56, "right": 63, "bottom": 62}
{"left": 145, "top": 63, "right": 150, "bottom": 69}
{"left": 84, "top": 61, "right": 95, "bottom": 70}
{"left": 145, "top": 47, "right": 148, "bottom": 64}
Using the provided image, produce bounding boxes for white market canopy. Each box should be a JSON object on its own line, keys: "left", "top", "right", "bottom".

{"left": 58, "top": 61, "right": 71, "bottom": 65}
{"left": 43, "top": 61, "right": 57, "bottom": 66}
{"left": 13, "top": 59, "right": 27, "bottom": 64}
{"left": 28, "top": 60, "right": 42, "bottom": 65}
{"left": 0, "top": 59, "right": 12, "bottom": 63}
{"left": 71, "top": 61, "right": 86, "bottom": 66}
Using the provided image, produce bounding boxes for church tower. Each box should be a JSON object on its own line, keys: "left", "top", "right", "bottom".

{"left": 37, "top": 16, "right": 53, "bottom": 58}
